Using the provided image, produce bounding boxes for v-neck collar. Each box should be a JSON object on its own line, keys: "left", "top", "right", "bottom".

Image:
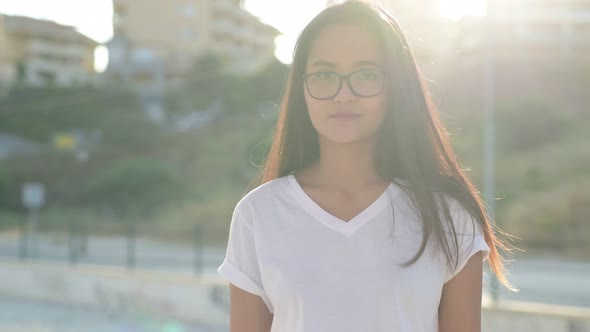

{"left": 286, "top": 174, "right": 398, "bottom": 237}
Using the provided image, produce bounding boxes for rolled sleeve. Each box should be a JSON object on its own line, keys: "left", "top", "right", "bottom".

{"left": 217, "top": 205, "right": 274, "bottom": 313}
{"left": 444, "top": 234, "right": 490, "bottom": 283}
{"left": 443, "top": 199, "right": 491, "bottom": 283}
{"left": 218, "top": 257, "right": 264, "bottom": 296}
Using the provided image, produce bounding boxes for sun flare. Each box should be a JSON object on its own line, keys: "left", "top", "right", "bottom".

{"left": 439, "top": 0, "right": 487, "bottom": 20}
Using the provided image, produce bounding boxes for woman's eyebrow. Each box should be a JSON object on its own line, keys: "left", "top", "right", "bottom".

{"left": 310, "top": 60, "right": 382, "bottom": 68}
{"left": 310, "top": 60, "right": 337, "bottom": 68}
{"left": 353, "top": 60, "right": 382, "bottom": 68}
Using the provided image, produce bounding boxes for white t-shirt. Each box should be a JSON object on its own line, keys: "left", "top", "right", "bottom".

{"left": 217, "top": 174, "right": 490, "bottom": 332}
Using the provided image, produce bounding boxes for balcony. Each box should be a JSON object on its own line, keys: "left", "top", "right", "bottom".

{"left": 28, "top": 39, "right": 87, "bottom": 59}
{"left": 493, "top": 9, "right": 590, "bottom": 23}
{"left": 212, "top": 0, "right": 239, "bottom": 15}
{"left": 112, "top": 0, "right": 127, "bottom": 7}
{"left": 213, "top": 19, "right": 235, "bottom": 35}
{"left": 31, "top": 57, "right": 86, "bottom": 74}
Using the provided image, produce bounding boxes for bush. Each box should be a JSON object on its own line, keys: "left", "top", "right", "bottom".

{"left": 84, "top": 158, "right": 183, "bottom": 217}
{"left": 495, "top": 100, "right": 574, "bottom": 153}
{"left": 0, "top": 85, "right": 145, "bottom": 143}
{"left": 165, "top": 55, "right": 288, "bottom": 116}
{"left": 0, "top": 165, "right": 9, "bottom": 209}
{"left": 501, "top": 179, "right": 590, "bottom": 255}
{"left": 99, "top": 109, "right": 163, "bottom": 147}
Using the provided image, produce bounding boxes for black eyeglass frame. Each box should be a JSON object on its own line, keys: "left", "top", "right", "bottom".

{"left": 303, "top": 69, "right": 386, "bottom": 100}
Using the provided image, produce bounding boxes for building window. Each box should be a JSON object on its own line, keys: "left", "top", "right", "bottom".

{"left": 134, "top": 72, "right": 154, "bottom": 83}
{"left": 133, "top": 48, "right": 157, "bottom": 63}
{"left": 38, "top": 70, "right": 56, "bottom": 85}
{"left": 113, "top": 4, "right": 126, "bottom": 29}
{"left": 181, "top": 29, "right": 195, "bottom": 40}
{"left": 572, "top": 0, "right": 590, "bottom": 12}
{"left": 16, "top": 62, "right": 26, "bottom": 81}
{"left": 573, "top": 24, "right": 590, "bottom": 37}
{"left": 179, "top": 3, "right": 196, "bottom": 17}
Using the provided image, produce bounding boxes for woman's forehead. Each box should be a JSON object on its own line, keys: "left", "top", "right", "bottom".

{"left": 306, "top": 24, "right": 384, "bottom": 70}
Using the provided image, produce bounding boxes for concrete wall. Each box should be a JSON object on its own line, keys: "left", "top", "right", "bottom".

{"left": 0, "top": 260, "right": 229, "bottom": 327}
{"left": 483, "top": 301, "right": 590, "bottom": 332}
{"left": 1, "top": 259, "right": 589, "bottom": 331}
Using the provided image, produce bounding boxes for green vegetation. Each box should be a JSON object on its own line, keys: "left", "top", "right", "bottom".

{"left": 440, "top": 55, "right": 590, "bottom": 258}
{"left": 0, "top": 85, "right": 153, "bottom": 144}
{"left": 0, "top": 54, "right": 588, "bottom": 255}
{"left": 449, "top": 108, "right": 590, "bottom": 257}
{"left": 84, "top": 157, "right": 184, "bottom": 216}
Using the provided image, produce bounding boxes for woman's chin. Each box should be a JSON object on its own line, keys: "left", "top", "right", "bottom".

{"left": 319, "top": 132, "right": 375, "bottom": 145}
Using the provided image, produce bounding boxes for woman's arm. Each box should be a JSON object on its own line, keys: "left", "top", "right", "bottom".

{"left": 230, "top": 283, "right": 274, "bottom": 332}
{"left": 438, "top": 251, "right": 485, "bottom": 332}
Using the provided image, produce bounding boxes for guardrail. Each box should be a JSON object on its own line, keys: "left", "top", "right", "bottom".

{"left": 1, "top": 260, "right": 589, "bottom": 332}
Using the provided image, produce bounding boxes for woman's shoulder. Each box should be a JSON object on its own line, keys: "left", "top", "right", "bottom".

{"left": 234, "top": 175, "right": 291, "bottom": 214}
{"left": 434, "top": 192, "right": 483, "bottom": 236}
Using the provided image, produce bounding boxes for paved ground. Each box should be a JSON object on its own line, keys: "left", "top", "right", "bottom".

{"left": 0, "top": 295, "right": 226, "bottom": 332}
{"left": 1, "top": 232, "right": 589, "bottom": 307}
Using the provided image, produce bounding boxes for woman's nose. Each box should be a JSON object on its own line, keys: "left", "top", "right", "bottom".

{"left": 333, "top": 80, "right": 356, "bottom": 103}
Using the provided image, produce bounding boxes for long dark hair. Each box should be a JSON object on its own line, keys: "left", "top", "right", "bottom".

{"left": 256, "top": 0, "right": 516, "bottom": 290}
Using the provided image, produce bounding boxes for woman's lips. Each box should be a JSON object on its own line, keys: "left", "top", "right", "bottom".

{"left": 329, "top": 112, "right": 362, "bottom": 120}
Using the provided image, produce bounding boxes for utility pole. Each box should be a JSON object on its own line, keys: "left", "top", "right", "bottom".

{"left": 484, "top": 0, "right": 499, "bottom": 304}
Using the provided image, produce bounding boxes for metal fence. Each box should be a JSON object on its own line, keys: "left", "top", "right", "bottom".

{"left": 0, "top": 217, "right": 224, "bottom": 277}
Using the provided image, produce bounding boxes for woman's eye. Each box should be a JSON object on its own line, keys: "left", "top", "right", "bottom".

{"left": 359, "top": 71, "right": 379, "bottom": 80}
{"left": 315, "top": 72, "right": 336, "bottom": 80}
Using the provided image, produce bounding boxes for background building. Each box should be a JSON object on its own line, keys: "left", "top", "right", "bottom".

{"left": 325, "top": 0, "right": 449, "bottom": 60}
{"left": 104, "top": 0, "right": 280, "bottom": 122}
{"left": 326, "top": 0, "right": 590, "bottom": 61}
{"left": 457, "top": 0, "right": 590, "bottom": 60}
{"left": 0, "top": 14, "right": 98, "bottom": 89}
{"left": 210, "top": 0, "right": 279, "bottom": 73}
{"left": 106, "top": 0, "right": 279, "bottom": 87}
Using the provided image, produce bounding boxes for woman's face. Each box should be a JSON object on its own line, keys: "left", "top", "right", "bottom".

{"left": 303, "top": 24, "right": 388, "bottom": 145}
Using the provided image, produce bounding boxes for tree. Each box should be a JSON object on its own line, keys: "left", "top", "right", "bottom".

{"left": 165, "top": 53, "right": 289, "bottom": 116}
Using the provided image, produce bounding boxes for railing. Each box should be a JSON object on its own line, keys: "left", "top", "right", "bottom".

{"left": 0, "top": 218, "right": 222, "bottom": 277}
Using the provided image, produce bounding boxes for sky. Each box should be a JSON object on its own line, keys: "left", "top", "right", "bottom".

{"left": 0, "top": 0, "right": 486, "bottom": 70}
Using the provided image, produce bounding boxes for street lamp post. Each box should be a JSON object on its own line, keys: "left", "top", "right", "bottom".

{"left": 484, "top": 0, "right": 499, "bottom": 304}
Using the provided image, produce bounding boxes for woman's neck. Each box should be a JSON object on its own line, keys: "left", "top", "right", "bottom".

{"left": 302, "top": 137, "right": 385, "bottom": 191}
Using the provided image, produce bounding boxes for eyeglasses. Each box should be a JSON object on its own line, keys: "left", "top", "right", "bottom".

{"left": 303, "top": 69, "right": 386, "bottom": 100}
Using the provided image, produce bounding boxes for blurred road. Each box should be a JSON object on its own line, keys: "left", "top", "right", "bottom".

{"left": 0, "top": 295, "right": 225, "bottom": 332}
{"left": 0, "top": 232, "right": 589, "bottom": 308}
{"left": 0, "top": 232, "right": 221, "bottom": 275}
{"left": 491, "top": 258, "right": 590, "bottom": 307}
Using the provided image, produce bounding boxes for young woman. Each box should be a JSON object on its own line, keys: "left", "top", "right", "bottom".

{"left": 218, "top": 1, "right": 516, "bottom": 331}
